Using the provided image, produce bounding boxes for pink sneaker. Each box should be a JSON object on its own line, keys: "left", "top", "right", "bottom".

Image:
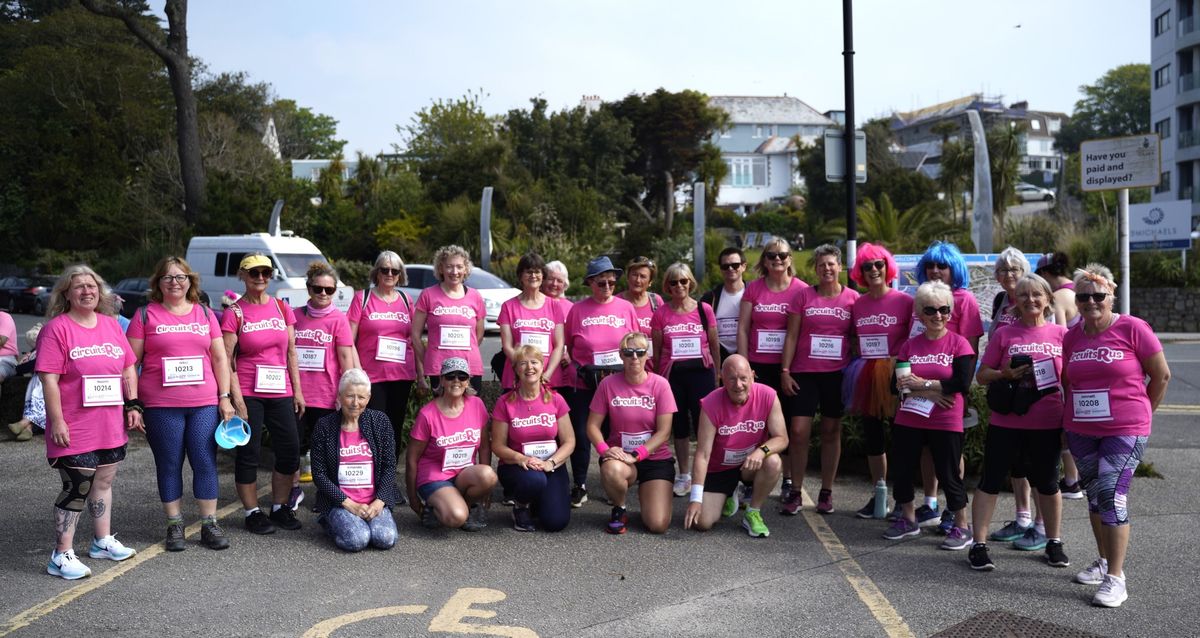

{"left": 816, "top": 489, "right": 834, "bottom": 515}
{"left": 779, "top": 490, "right": 803, "bottom": 516}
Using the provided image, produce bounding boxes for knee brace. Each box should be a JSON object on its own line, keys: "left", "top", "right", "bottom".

{"left": 56, "top": 467, "right": 96, "bottom": 512}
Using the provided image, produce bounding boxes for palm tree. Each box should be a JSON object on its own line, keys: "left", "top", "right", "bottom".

{"left": 986, "top": 123, "right": 1026, "bottom": 245}
{"left": 857, "top": 193, "right": 958, "bottom": 253}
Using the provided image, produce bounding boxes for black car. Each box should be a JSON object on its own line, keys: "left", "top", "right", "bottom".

{"left": 0, "top": 275, "right": 56, "bottom": 313}
{"left": 112, "top": 277, "right": 210, "bottom": 318}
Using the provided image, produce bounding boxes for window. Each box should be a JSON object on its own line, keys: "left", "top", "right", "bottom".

{"left": 310, "top": 168, "right": 322, "bottom": 181}
{"left": 1156, "top": 118, "right": 1172, "bottom": 140}
{"left": 1156, "top": 64, "right": 1172, "bottom": 89}
{"left": 1030, "top": 119, "right": 1041, "bottom": 131}
{"left": 214, "top": 253, "right": 227, "bottom": 277}
{"left": 1048, "top": 119, "right": 1061, "bottom": 133}
{"left": 724, "top": 156, "right": 768, "bottom": 187}
{"left": 1156, "top": 10, "right": 1171, "bottom": 36}
{"left": 1156, "top": 171, "right": 1171, "bottom": 195}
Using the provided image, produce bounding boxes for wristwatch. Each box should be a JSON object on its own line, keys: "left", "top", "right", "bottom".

{"left": 923, "top": 380, "right": 933, "bottom": 389}
{"left": 760, "top": 445, "right": 771, "bottom": 457}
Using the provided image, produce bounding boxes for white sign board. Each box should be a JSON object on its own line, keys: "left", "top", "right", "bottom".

{"left": 1130, "top": 200, "right": 1193, "bottom": 251}
{"left": 1080, "top": 135, "right": 1161, "bottom": 192}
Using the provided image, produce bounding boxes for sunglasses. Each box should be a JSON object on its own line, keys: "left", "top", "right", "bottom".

{"left": 1075, "top": 292, "right": 1109, "bottom": 304}
{"left": 720, "top": 261, "right": 744, "bottom": 271}
{"left": 442, "top": 372, "right": 470, "bottom": 382}
{"left": 378, "top": 267, "right": 402, "bottom": 276}
{"left": 763, "top": 251, "right": 790, "bottom": 261}
{"left": 160, "top": 274, "right": 189, "bottom": 284}
{"left": 922, "top": 305, "right": 952, "bottom": 316}
{"left": 620, "top": 348, "right": 648, "bottom": 358}
{"left": 927, "top": 262, "right": 951, "bottom": 270}
{"left": 859, "top": 260, "right": 886, "bottom": 272}
{"left": 246, "top": 268, "right": 273, "bottom": 280}
{"left": 592, "top": 279, "right": 617, "bottom": 288}
{"left": 309, "top": 285, "right": 336, "bottom": 295}
{"left": 668, "top": 279, "right": 689, "bottom": 288}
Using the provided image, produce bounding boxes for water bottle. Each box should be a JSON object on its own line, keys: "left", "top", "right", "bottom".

{"left": 895, "top": 361, "right": 912, "bottom": 396}
{"left": 873, "top": 480, "right": 888, "bottom": 519}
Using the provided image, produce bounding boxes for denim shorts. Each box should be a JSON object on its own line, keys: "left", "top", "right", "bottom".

{"left": 417, "top": 479, "right": 456, "bottom": 502}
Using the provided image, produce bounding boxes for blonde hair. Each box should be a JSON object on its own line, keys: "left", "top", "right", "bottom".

{"left": 1014, "top": 274, "right": 1056, "bottom": 320}
{"left": 433, "top": 245, "right": 473, "bottom": 283}
{"left": 47, "top": 265, "right": 116, "bottom": 318}
{"left": 660, "top": 262, "right": 698, "bottom": 296}
{"left": 914, "top": 280, "right": 953, "bottom": 310}
{"left": 506, "top": 344, "right": 553, "bottom": 404}
{"left": 619, "top": 331, "right": 649, "bottom": 350}
{"left": 754, "top": 238, "right": 794, "bottom": 278}
{"left": 1073, "top": 263, "right": 1116, "bottom": 292}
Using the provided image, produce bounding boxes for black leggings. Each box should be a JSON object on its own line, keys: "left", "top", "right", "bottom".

{"left": 237, "top": 397, "right": 300, "bottom": 484}
{"left": 299, "top": 406, "right": 335, "bottom": 456}
{"left": 977, "top": 426, "right": 1062, "bottom": 496}
{"left": 862, "top": 415, "right": 888, "bottom": 456}
{"left": 568, "top": 386, "right": 599, "bottom": 488}
{"left": 669, "top": 365, "right": 716, "bottom": 439}
{"left": 889, "top": 424, "right": 967, "bottom": 512}
{"left": 369, "top": 380, "right": 413, "bottom": 460}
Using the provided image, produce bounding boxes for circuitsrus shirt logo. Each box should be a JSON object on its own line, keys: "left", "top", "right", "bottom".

{"left": 154, "top": 323, "right": 210, "bottom": 336}
{"left": 1007, "top": 342, "right": 1061, "bottom": 357}
{"left": 294, "top": 328, "right": 333, "bottom": 344}
{"left": 69, "top": 342, "right": 125, "bottom": 360}
{"left": 512, "top": 317, "right": 555, "bottom": 331}
{"left": 856, "top": 313, "right": 898, "bottom": 328}
{"left": 242, "top": 318, "right": 286, "bottom": 333}
{"left": 431, "top": 305, "right": 477, "bottom": 319}
{"left": 611, "top": 395, "right": 656, "bottom": 410}
{"left": 717, "top": 419, "right": 765, "bottom": 436}
{"left": 1069, "top": 347, "right": 1125, "bottom": 364}
{"left": 510, "top": 413, "right": 556, "bottom": 428}
{"left": 753, "top": 303, "right": 788, "bottom": 314}
{"left": 367, "top": 311, "right": 410, "bottom": 323}
{"left": 806, "top": 306, "right": 850, "bottom": 320}
{"left": 908, "top": 353, "right": 952, "bottom": 366}
{"left": 581, "top": 315, "right": 626, "bottom": 329}
{"left": 435, "top": 428, "right": 482, "bottom": 447}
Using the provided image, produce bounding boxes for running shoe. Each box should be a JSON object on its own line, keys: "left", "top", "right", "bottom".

{"left": 201, "top": 521, "right": 230, "bottom": 550}
{"left": 1059, "top": 478, "right": 1084, "bottom": 500}
{"left": 1045, "top": 540, "right": 1070, "bottom": 567}
{"left": 512, "top": 506, "right": 535, "bottom": 532}
{"left": 915, "top": 504, "right": 940, "bottom": 527}
{"left": 988, "top": 520, "right": 1031, "bottom": 542}
{"left": 739, "top": 484, "right": 753, "bottom": 509}
{"left": 855, "top": 497, "right": 877, "bottom": 520}
{"left": 245, "top": 510, "right": 276, "bottom": 535}
{"left": 673, "top": 473, "right": 692, "bottom": 497}
{"left": 88, "top": 534, "right": 136, "bottom": 561}
{"left": 606, "top": 506, "right": 628, "bottom": 535}
{"left": 940, "top": 526, "right": 971, "bottom": 551}
{"left": 968, "top": 543, "right": 995, "bottom": 571}
{"left": 742, "top": 509, "right": 769, "bottom": 538}
{"left": 886, "top": 503, "right": 903, "bottom": 522}
{"left": 936, "top": 510, "right": 955, "bottom": 535}
{"left": 779, "top": 478, "right": 794, "bottom": 502}
{"left": 1092, "top": 574, "right": 1128, "bottom": 608}
{"left": 722, "top": 492, "right": 740, "bottom": 518}
{"left": 269, "top": 506, "right": 302, "bottom": 531}
{"left": 570, "top": 486, "right": 588, "bottom": 508}
{"left": 1075, "top": 558, "right": 1108, "bottom": 585}
{"left": 420, "top": 504, "right": 440, "bottom": 529}
{"left": 288, "top": 485, "right": 305, "bottom": 511}
{"left": 1013, "top": 526, "right": 1048, "bottom": 551}
{"left": 165, "top": 523, "right": 185, "bottom": 552}
{"left": 462, "top": 503, "right": 487, "bottom": 532}
{"left": 779, "top": 490, "right": 803, "bottom": 516}
{"left": 47, "top": 549, "right": 91, "bottom": 580}
{"left": 882, "top": 518, "right": 920, "bottom": 540}
{"left": 816, "top": 489, "right": 834, "bottom": 515}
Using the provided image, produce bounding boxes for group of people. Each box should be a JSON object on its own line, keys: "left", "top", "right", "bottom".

{"left": 15, "top": 240, "right": 1169, "bottom": 609}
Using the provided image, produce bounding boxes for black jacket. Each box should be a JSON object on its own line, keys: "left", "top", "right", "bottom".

{"left": 310, "top": 408, "right": 397, "bottom": 514}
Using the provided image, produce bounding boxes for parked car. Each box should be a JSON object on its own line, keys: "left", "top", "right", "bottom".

{"left": 0, "top": 276, "right": 56, "bottom": 313}
{"left": 1015, "top": 183, "right": 1055, "bottom": 203}
{"left": 398, "top": 265, "right": 519, "bottom": 332}
{"left": 111, "top": 277, "right": 210, "bottom": 318}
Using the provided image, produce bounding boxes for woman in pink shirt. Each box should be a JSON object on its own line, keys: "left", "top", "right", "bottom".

{"left": 780, "top": 244, "right": 859, "bottom": 516}
{"left": 586, "top": 332, "right": 677, "bottom": 535}
{"left": 412, "top": 245, "right": 486, "bottom": 394}
{"left": 540, "top": 260, "right": 574, "bottom": 397}
{"left": 406, "top": 357, "right": 497, "bottom": 531}
{"left": 127, "top": 256, "right": 233, "bottom": 552}
{"left": 1062, "top": 264, "right": 1170, "bottom": 608}
{"left": 619, "top": 255, "right": 663, "bottom": 373}
{"left": 37, "top": 265, "right": 142, "bottom": 580}
{"left": 498, "top": 252, "right": 565, "bottom": 391}
{"left": 1035, "top": 251, "right": 1084, "bottom": 501}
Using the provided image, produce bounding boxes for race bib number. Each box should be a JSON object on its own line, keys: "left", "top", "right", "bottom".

{"left": 756, "top": 330, "right": 785, "bottom": 354}
{"left": 723, "top": 445, "right": 754, "bottom": 466}
{"left": 162, "top": 356, "right": 205, "bottom": 386}
{"left": 809, "top": 334, "right": 843, "bottom": 360}
{"left": 254, "top": 365, "right": 287, "bottom": 393}
{"left": 82, "top": 375, "right": 123, "bottom": 407}
{"left": 900, "top": 395, "right": 935, "bottom": 417}
{"left": 442, "top": 446, "right": 474, "bottom": 472}
{"left": 717, "top": 317, "right": 738, "bottom": 339}
{"left": 672, "top": 336, "right": 702, "bottom": 359}
{"left": 593, "top": 350, "right": 620, "bottom": 366}
{"left": 620, "top": 431, "right": 651, "bottom": 453}
{"left": 296, "top": 347, "right": 326, "bottom": 371}
{"left": 1072, "top": 390, "right": 1112, "bottom": 422}
{"left": 522, "top": 440, "right": 558, "bottom": 460}
{"left": 519, "top": 331, "right": 551, "bottom": 355}
{"left": 439, "top": 325, "right": 472, "bottom": 350}
{"left": 376, "top": 336, "right": 407, "bottom": 363}
{"left": 858, "top": 335, "right": 889, "bottom": 359}
{"left": 909, "top": 322, "right": 926, "bottom": 338}
{"left": 338, "top": 462, "right": 373, "bottom": 487}
{"left": 1033, "top": 358, "right": 1058, "bottom": 391}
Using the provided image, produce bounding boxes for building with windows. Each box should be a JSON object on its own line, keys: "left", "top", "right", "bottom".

{"left": 708, "top": 96, "right": 837, "bottom": 211}
{"left": 1151, "top": 0, "right": 1200, "bottom": 224}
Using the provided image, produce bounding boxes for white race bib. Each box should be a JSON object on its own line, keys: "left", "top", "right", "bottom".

{"left": 900, "top": 395, "right": 935, "bottom": 417}
{"left": 620, "top": 431, "right": 651, "bottom": 453}
{"left": 442, "top": 446, "right": 474, "bottom": 472}
{"left": 593, "top": 350, "right": 620, "bottom": 366}
{"left": 1072, "top": 390, "right": 1112, "bottom": 422}
{"left": 338, "top": 461, "right": 373, "bottom": 487}
{"left": 519, "top": 332, "right": 551, "bottom": 355}
{"left": 376, "top": 336, "right": 407, "bottom": 363}
{"left": 438, "top": 325, "right": 472, "bottom": 350}
{"left": 671, "top": 336, "right": 702, "bottom": 359}
{"left": 162, "top": 356, "right": 205, "bottom": 386}
{"left": 809, "top": 334, "right": 844, "bottom": 360}
{"left": 717, "top": 317, "right": 738, "bottom": 338}
{"left": 522, "top": 440, "right": 558, "bottom": 460}
{"left": 756, "top": 330, "right": 785, "bottom": 354}
{"left": 296, "top": 347, "right": 326, "bottom": 371}
{"left": 1033, "top": 358, "right": 1058, "bottom": 391}
{"left": 723, "top": 445, "right": 754, "bottom": 466}
{"left": 858, "top": 334, "right": 889, "bottom": 359}
{"left": 82, "top": 375, "right": 123, "bottom": 407}
{"left": 254, "top": 365, "right": 287, "bottom": 393}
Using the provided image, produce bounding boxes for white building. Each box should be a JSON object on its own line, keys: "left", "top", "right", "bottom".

{"left": 1151, "top": 0, "right": 1200, "bottom": 225}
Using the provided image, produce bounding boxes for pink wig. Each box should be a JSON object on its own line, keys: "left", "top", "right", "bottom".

{"left": 849, "top": 242, "right": 899, "bottom": 287}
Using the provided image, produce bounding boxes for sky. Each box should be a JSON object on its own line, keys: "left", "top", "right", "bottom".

{"left": 182, "top": 0, "right": 1148, "bottom": 157}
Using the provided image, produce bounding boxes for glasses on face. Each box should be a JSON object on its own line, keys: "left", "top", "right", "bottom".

{"left": 997, "top": 268, "right": 1020, "bottom": 276}
{"left": 379, "top": 267, "right": 402, "bottom": 277}
{"left": 309, "top": 285, "right": 336, "bottom": 295}
{"left": 764, "top": 251, "right": 789, "bottom": 261}
{"left": 522, "top": 269, "right": 542, "bottom": 278}
{"left": 1075, "top": 292, "right": 1109, "bottom": 304}
{"left": 668, "top": 279, "right": 689, "bottom": 288}
{"left": 592, "top": 279, "right": 617, "bottom": 289}
{"left": 860, "top": 260, "right": 886, "bottom": 273}
{"left": 620, "top": 348, "right": 648, "bottom": 358}
{"left": 720, "top": 261, "right": 744, "bottom": 271}
{"left": 928, "top": 262, "right": 950, "bottom": 271}
{"left": 246, "top": 268, "right": 273, "bottom": 280}
{"left": 160, "top": 274, "right": 189, "bottom": 284}
{"left": 922, "top": 305, "right": 952, "bottom": 317}
{"left": 443, "top": 372, "right": 470, "bottom": 382}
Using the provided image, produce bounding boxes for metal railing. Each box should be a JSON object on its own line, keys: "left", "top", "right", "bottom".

{"left": 1181, "top": 72, "right": 1199, "bottom": 93}
{"left": 1179, "top": 129, "right": 1200, "bottom": 148}
{"left": 1182, "top": 16, "right": 1196, "bottom": 37}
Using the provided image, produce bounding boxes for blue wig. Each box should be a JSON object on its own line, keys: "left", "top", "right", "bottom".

{"left": 915, "top": 241, "right": 969, "bottom": 289}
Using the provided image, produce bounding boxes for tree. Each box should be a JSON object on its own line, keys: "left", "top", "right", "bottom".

{"left": 80, "top": 0, "right": 206, "bottom": 224}
{"left": 397, "top": 90, "right": 508, "bottom": 205}
{"left": 857, "top": 193, "right": 957, "bottom": 254}
{"left": 1055, "top": 64, "right": 1150, "bottom": 154}
{"left": 271, "top": 98, "right": 344, "bottom": 159}
{"left": 986, "top": 123, "right": 1025, "bottom": 244}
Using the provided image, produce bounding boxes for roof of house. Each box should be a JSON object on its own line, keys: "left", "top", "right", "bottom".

{"left": 709, "top": 96, "right": 835, "bottom": 126}
{"left": 892, "top": 94, "right": 1008, "bottom": 128}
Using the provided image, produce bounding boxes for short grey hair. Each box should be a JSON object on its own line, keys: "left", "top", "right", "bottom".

{"left": 1014, "top": 274, "right": 1056, "bottom": 320}
{"left": 370, "top": 251, "right": 407, "bottom": 287}
{"left": 994, "top": 246, "right": 1030, "bottom": 277}
{"left": 914, "top": 280, "right": 953, "bottom": 310}
{"left": 812, "top": 243, "right": 841, "bottom": 265}
{"left": 337, "top": 368, "right": 372, "bottom": 396}
{"left": 544, "top": 260, "right": 569, "bottom": 284}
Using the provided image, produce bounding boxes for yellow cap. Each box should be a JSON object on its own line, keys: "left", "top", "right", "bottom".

{"left": 239, "top": 254, "right": 272, "bottom": 271}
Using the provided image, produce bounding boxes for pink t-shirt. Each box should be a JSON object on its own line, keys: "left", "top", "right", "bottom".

{"left": 36, "top": 313, "right": 135, "bottom": 458}
{"left": 742, "top": 277, "right": 807, "bottom": 363}
{"left": 588, "top": 372, "right": 677, "bottom": 462}
{"left": 220, "top": 298, "right": 296, "bottom": 398}
{"left": 126, "top": 303, "right": 221, "bottom": 408}
{"left": 909, "top": 288, "right": 985, "bottom": 350}
{"left": 293, "top": 307, "right": 354, "bottom": 410}
{"left": 338, "top": 428, "right": 376, "bottom": 505}
{"left": 491, "top": 391, "right": 570, "bottom": 464}
{"left": 564, "top": 296, "right": 640, "bottom": 388}
{"left": 629, "top": 294, "right": 662, "bottom": 372}
{"left": 415, "top": 285, "right": 485, "bottom": 377}
{"left": 0, "top": 311, "right": 17, "bottom": 357}
{"left": 789, "top": 285, "right": 860, "bottom": 372}
{"left": 651, "top": 302, "right": 717, "bottom": 377}
{"left": 346, "top": 290, "right": 416, "bottom": 383}
{"left": 410, "top": 395, "right": 489, "bottom": 485}
{"left": 894, "top": 331, "right": 974, "bottom": 432}
{"left": 1062, "top": 315, "right": 1162, "bottom": 437}
{"left": 852, "top": 289, "right": 914, "bottom": 359}
{"left": 497, "top": 296, "right": 564, "bottom": 389}
{"left": 700, "top": 383, "right": 776, "bottom": 473}
{"left": 981, "top": 322, "right": 1067, "bottom": 430}
{"left": 547, "top": 297, "right": 574, "bottom": 388}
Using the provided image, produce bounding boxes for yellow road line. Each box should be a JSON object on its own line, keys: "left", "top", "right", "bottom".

{"left": 0, "top": 487, "right": 269, "bottom": 637}
{"left": 1158, "top": 404, "right": 1200, "bottom": 414}
{"left": 800, "top": 488, "right": 915, "bottom": 638}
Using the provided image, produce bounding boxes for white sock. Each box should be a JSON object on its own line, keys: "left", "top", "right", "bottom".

{"left": 271, "top": 504, "right": 282, "bottom": 513}
{"left": 1035, "top": 521, "right": 1046, "bottom": 535}
{"left": 925, "top": 496, "right": 938, "bottom": 509}
{"left": 244, "top": 508, "right": 260, "bottom": 517}
{"left": 1016, "top": 509, "right": 1033, "bottom": 527}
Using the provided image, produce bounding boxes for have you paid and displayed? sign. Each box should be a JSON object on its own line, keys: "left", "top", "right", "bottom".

{"left": 1079, "top": 135, "right": 1161, "bottom": 191}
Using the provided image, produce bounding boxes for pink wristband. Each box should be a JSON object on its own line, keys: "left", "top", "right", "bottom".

{"left": 595, "top": 441, "right": 610, "bottom": 455}
{"left": 635, "top": 445, "right": 649, "bottom": 462}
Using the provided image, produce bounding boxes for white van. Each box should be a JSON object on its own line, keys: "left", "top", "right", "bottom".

{"left": 186, "top": 204, "right": 354, "bottom": 311}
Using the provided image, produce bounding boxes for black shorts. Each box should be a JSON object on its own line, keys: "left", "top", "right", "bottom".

{"left": 635, "top": 458, "right": 675, "bottom": 484}
{"left": 785, "top": 371, "right": 844, "bottom": 419}
{"left": 703, "top": 467, "right": 743, "bottom": 497}
{"left": 48, "top": 445, "right": 127, "bottom": 470}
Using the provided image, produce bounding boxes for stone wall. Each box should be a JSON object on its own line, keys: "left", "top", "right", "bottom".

{"left": 1131, "top": 288, "right": 1200, "bottom": 332}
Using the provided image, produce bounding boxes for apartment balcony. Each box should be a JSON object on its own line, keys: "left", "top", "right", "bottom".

{"left": 1181, "top": 16, "right": 1195, "bottom": 38}
{"left": 1182, "top": 72, "right": 1199, "bottom": 94}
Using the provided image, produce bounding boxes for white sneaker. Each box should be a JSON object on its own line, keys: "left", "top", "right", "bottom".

{"left": 672, "top": 473, "right": 692, "bottom": 497}
{"left": 88, "top": 534, "right": 136, "bottom": 561}
{"left": 1075, "top": 557, "right": 1108, "bottom": 585}
{"left": 1092, "top": 573, "right": 1128, "bottom": 608}
{"left": 47, "top": 549, "right": 92, "bottom": 580}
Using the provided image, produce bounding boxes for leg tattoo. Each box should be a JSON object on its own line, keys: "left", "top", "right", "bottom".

{"left": 88, "top": 498, "right": 106, "bottom": 519}
{"left": 55, "top": 508, "right": 80, "bottom": 544}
